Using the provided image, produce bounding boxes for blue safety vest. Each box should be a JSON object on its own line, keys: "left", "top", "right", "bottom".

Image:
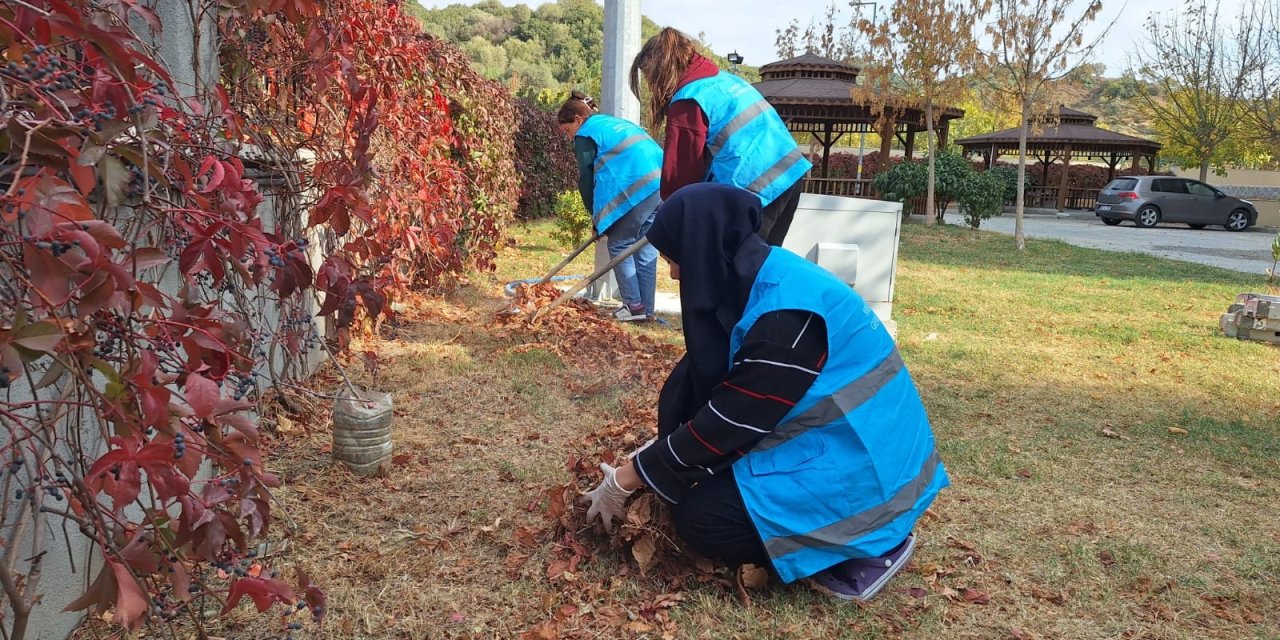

{"left": 575, "top": 114, "right": 663, "bottom": 234}
{"left": 671, "top": 72, "right": 812, "bottom": 207}
{"left": 730, "top": 249, "right": 949, "bottom": 584}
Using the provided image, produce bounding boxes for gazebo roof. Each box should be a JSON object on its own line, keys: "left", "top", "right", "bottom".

{"left": 755, "top": 54, "right": 863, "bottom": 103}
{"left": 956, "top": 106, "right": 1160, "bottom": 156}
{"left": 753, "top": 53, "right": 963, "bottom": 124}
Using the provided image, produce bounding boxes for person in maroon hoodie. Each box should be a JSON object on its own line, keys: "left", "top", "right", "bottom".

{"left": 629, "top": 28, "right": 812, "bottom": 246}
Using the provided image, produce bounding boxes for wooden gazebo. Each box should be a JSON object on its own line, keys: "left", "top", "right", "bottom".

{"left": 956, "top": 106, "right": 1162, "bottom": 211}
{"left": 754, "top": 54, "right": 965, "bottom": 197}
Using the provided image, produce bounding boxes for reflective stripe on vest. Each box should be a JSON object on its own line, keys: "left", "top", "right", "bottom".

{"left": 708, "top": 98, "right": 770, "bottom": 155}
{"left": 672, "top": 72, "right": 811, "bottom": 207}
{"left": 576, "top": 114, "right": 663, "bottom": 234}
{"left": 594, "top": 134, "right": 649, "bottom": 173}
{"left": 763, "top": 450, "right": 941, "bottom": 559}
{"left": 594, "top": 169, "right": 661, "bottom": 228}
{"left": 751, "top": 350, "right": 905, "bottom": 453}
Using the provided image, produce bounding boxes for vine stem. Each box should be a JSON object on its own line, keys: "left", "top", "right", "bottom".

{"left": 319, "top": 337, "right": 362, "bottom": 401}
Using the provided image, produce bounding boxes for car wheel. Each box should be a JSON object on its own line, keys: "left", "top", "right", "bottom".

{"left": 1188, "top": 224, "right": 1207, "bottom": 229}
{"left": 1224, "top": 209, "right": 1250, "bottom": 232}
{"left": 1102, "top": 218, "right": 1122, "bottom": 226}
{"left": 1134, "top": 206, "right": 1160, "bottom": 228}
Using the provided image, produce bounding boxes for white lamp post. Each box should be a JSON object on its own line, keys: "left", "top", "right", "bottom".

{"left": 852, "top": 1, "right": 878, "bottom": 185}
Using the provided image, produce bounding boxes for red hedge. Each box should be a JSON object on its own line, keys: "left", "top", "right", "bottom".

{"left": 514, "top": 99, "right": 576, "bottom": 219}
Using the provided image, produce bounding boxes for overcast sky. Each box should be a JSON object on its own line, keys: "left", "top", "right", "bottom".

{"left": 414, "top": 0, "right": 1254, "bottom": 77}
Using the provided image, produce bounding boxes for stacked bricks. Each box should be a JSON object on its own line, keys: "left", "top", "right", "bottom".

{"left": 1220, "top": 293, "right": 1280, "bottom": 344}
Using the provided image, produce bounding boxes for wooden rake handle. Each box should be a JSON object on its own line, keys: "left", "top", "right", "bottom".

{"left": 536, "top": 232, "right": 601, "bottom": 286}
{"left": 530, "top": 237, "right": 651, "bottom": 322}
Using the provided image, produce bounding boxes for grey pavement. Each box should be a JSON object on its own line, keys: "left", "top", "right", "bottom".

{"left": 942, "top": 211, "right": 1279, "bottom": 274}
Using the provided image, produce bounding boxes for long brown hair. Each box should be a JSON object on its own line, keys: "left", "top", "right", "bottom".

{"left": 556, "top": 90, "right": 597, "bottom": 124}
{"left": 630, "top": 28, "right": 700, "bottom": 129}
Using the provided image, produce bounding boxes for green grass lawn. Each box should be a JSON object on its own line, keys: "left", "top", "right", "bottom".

{"left": 206, "top": 220, "right": 1279, "bottom": 640}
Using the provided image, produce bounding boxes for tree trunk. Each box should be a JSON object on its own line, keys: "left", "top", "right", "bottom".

{"left": 1199, "top": 155, "right": 1211, "bottom": 182}
{"left": 925, "top": 100, "right": 936, "bottom": 227}
{"left": 1015, "top": 101, "right": 1029, "bottom": 250}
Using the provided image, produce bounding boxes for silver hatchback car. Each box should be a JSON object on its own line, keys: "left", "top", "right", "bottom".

{"left": 1094, "top": 176, "right": 1257, "bottom": 231}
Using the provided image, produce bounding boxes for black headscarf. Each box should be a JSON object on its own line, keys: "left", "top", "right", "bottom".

{"left": 646, "top": 183, "right": 772, "bottom": 433}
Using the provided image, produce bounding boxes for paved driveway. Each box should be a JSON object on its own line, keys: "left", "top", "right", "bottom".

{"left": 943, "top": 212, "right": 1279, "bottom": 274}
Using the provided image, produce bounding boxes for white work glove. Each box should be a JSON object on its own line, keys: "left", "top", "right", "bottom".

{"left": 579, "top": 462, "right": 635, "bottom": 533}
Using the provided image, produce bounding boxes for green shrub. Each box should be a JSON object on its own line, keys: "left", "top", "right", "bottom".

{"left": 873, "top": 161, "right": 928, "bottom": 220}
{"left": 550, "top": 190, "right": 593, "bottom": 249}
{"left": 930, "top": 151, "right": 976, "bottom": 221}
{"left": 959, "top": 170, "right": 1007, "bottom": 229}
{"left": 986, "top": 165, "right": 1027, "bottom": 204}
{"left": 873, "top": 151, "right": 981, "bottom": 221}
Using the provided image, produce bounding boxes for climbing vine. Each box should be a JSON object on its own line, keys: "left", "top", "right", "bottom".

{"left": 0, "top": 0, "right": 518, "bottom": 636}
{"left": 221, "top": 0, "right": 517, "bottom": 324}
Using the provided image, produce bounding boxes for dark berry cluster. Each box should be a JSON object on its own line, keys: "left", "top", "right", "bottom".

{"left": 94, "top": 316, "right": 131, "bottom": 358}
{"left": 24, "top": 236, "right": 80, "bottom": 256}
{"left": 2, "top": 48, "right": 87, "bottom": 101}
{"left": 173, "top": 431, "right": 187, "bottom": 459}
{"left": 226, "top": 369, "right": 258, "bottom": 401}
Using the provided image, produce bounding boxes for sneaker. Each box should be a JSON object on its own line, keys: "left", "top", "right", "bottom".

{"left": 613, "top": 305, "right": 648, "bottom": 322}
{"left": 806, "top": 533, "right": 916, "bottom": 602}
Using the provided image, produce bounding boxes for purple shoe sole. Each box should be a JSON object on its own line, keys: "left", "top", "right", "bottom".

{"left": 806, "top": 534, "right": 917, "bottom": 602}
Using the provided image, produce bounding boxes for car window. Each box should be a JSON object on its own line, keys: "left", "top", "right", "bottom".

{"left": 1106, "top": 179, "right": 1138, "bottom": 190}
{"left": 1153, "top": 179, "right": 1187, "bottom": 194}
{"left": 1185, "top": 181, "right": 1216, "bottom": 197}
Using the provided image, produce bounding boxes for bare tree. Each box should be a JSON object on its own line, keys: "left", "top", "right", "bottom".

{"left": 1243, "top": 0, "right": 1280, "bottom": 152}
{"left": 983, "top": 0, "right": 1114, "bottom": 249}
{"left": 776, "top": 2, "right": 858, "bottom": 62}
{"left": 859, "top": 0, "right": 987, "bottom": 226}
{"left": 1131, "top": 0, "right": 1263, "bottom": 182}
{"left": 775, "top": 19, "right": 801, "bottom": 58}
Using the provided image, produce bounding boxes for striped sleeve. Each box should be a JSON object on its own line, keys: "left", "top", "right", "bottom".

{"left": 635, "top": 310, "right": 827, "bottom": 504}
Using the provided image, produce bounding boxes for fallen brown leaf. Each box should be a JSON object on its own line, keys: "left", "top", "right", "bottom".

{"left": 962, "top": 588, "right": 991, "bottom": 605}
{"left": 1099, "top": 549, "right": 1115, "bottom": 568}
{"left": 631, "top": 533, "right": 657, "bottom": 573}
{"left": 520, "top": 621, "right": 559, "bottom": 640}
{"left": 514, "top": 526, "right": 540, "bottom": 549}
{"left": 1029, "top": 585, "right": 1068, "bottom": 605}
{"left": 738, "top": 564, "right": 769, "bottom": 590}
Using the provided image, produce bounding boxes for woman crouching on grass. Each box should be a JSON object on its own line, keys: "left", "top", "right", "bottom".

{"left": 580, "top": 183, "right": 948, "bottom": 600}
{"left": 557, "top": 91, "right": 662, "bottom": 322}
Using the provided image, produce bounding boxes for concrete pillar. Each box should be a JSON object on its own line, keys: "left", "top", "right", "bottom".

{"left": 590, "top": 0, "right": 642, "bottom": 301}
{"left": 601, "top": 0, "right": 641, "bottom": 122}
{"left": 136, "top": 0, "right": 219, "bottom": 104}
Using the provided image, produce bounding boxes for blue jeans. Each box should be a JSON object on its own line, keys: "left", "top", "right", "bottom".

{"left": 605, "top": 200, "right": 659, "bottom": 315}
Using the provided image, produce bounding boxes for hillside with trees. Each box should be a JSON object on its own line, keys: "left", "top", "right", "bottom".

{"left": 407, "top": 0, "right": 756, "bottom": 104}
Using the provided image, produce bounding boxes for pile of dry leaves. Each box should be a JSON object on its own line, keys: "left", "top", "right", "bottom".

{"left": 494, "top": 284, "right": 775, "bottom": 639}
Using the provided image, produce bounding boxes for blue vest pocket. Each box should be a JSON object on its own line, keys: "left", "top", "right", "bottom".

{"left": 746, "top": 436, "right": 827, "bottom": 476}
